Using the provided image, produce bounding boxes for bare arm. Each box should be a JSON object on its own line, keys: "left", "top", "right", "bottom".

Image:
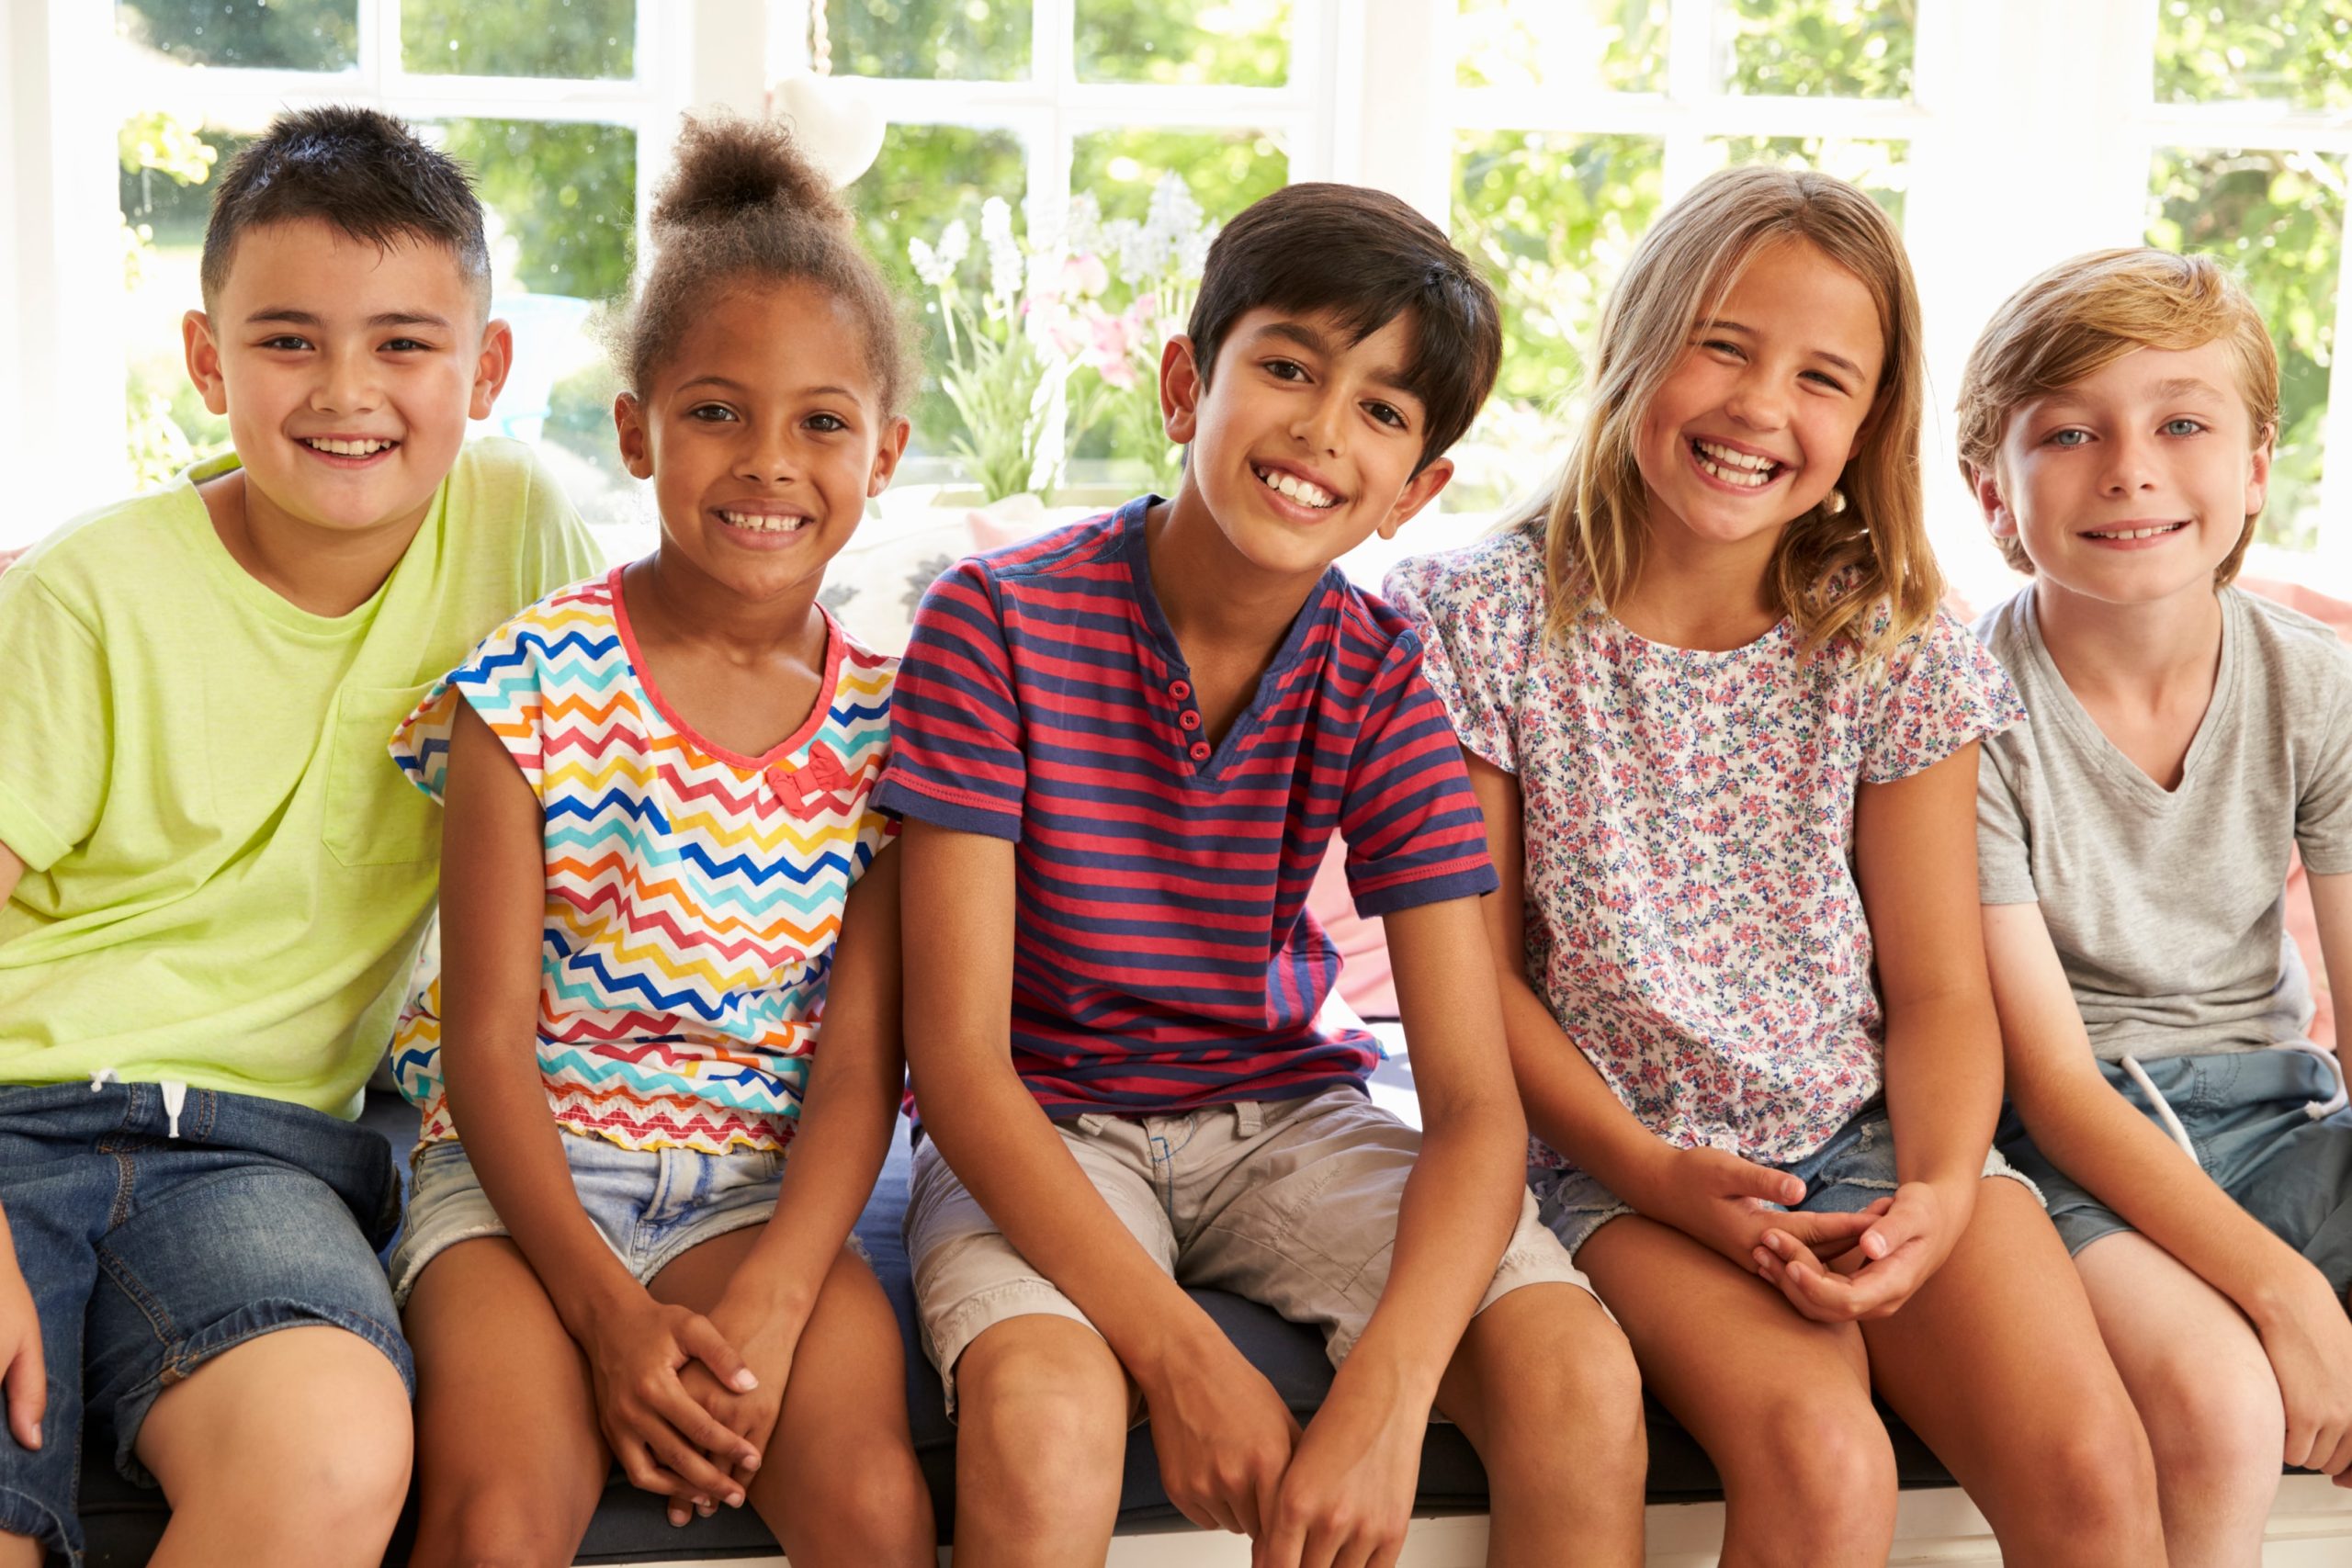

{"left": 715, "top": 845, "right": 906, "bottom": 1326}
{"left": 897, "top": 817, "right": 1297, "bottom": 1537}
{"left": 1760, "top": 744, "right": 1999, "bottom": 1319}
{"left": 2311, "top": 871, "right": 2352, "bottom": 1057}
{"left": 1256, "top": 892, "right": 1528, "bottom": 1565}
{"left": 435, "top": 701, "right": 756, "bottom": 1499}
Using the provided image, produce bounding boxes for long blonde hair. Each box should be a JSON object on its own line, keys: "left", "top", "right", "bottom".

{"left": 1535, "top": 165, "right": 1938, "bottom": 657}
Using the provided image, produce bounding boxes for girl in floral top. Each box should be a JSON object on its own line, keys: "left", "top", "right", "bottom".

{"left": 1388, "top": 167, "right": 2164, "bottom": 1565}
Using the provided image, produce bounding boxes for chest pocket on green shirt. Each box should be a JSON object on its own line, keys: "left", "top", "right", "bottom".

{"left": 324, "top": 683, "right": 438, "bottom": 867}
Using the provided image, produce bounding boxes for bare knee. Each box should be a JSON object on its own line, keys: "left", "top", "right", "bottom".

{"left": 1464, "top": 1294, "right": 1646, "bottom": 1495}
{"left": 410, "top": 1488, "right": 588, "bottom": 1568}
{"left": 1730, "top": 1389, "right": 1897, "bottom": 1523}
{"left": 1997, "top": 1393, "right": 2160, "bottom": 1549}
{"left": 954, "top": 1320, "right": 1127, "bottom": 1529}
{"left": 785, "top": 1457, "right": 936, "bottom": 1562}
{"left": 2135, "top": 1342, "right": 2285, "bottom": 1500}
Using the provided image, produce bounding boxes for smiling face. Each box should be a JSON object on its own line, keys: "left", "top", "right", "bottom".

{"left": 1634, "top": 238, "right": 1884, "bottom": 558}
{"left": 616, "top": 280, "right": 908, "bottom": 608}
{"left": 1161, "top": 306, "right": 1454, "bottom": 583}
{"left": 1977, "top": 339, "right": 2268, "bottom": 611}
{"left": 184, "top": 218, "right": 506, "bottom": 544}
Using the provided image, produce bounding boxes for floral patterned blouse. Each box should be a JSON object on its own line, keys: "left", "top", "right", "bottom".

{"left": 1385, "top": 525, "right": 2024, "bottom": 1168}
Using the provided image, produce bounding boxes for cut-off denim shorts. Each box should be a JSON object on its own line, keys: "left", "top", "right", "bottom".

{"left": 0, "top": 1080, "right": 410, "bottom": 1564}
{"left": 1998, "top": 1047, "right": 2352, "bottom": 1292}
{"left": 389, "top": 1131, "right": 853, "bottom": 1308}
{"left": 1529, "top": 1100, "right": 2042, "bottom": 1259}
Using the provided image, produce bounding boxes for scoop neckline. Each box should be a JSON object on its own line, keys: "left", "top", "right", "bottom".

{"left": 607, "top": 564, "right": 847, "bottom": 771}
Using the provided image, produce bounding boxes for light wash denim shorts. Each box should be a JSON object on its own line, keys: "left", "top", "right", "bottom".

{"left": 1997, "top": 1047, "right": 2352, "bottom": 1292}
{"left": 1529, "top": 1100, "right": 2041, "bottom": 1258}
{"left": 389, "top": 1132, "right": 804, "bottom": 1307}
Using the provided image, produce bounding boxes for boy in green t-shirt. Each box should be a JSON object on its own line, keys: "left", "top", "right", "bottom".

{"left": 0, "top": 107, "right": 598, "bottom": 1564}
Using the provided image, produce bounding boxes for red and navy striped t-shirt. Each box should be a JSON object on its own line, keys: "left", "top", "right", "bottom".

{"left": 875, "top": 499, "right": 1498, "bottom": 1118}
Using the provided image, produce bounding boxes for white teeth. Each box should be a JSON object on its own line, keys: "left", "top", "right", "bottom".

{"left": 1253, "top": 465, "right": 1337, "bottom": 509}
{"left": 1695, "top": 439, "right": 1774, "bottom": 472}
{"left": 304, "top": 437, "right": 392, "bottom": 456}
{"left": 2086, "top": 524, "right": 2185, "bottom": 541}
{"left": 719, "top": 510, "right": 807, "bottom": 533}
{"left": 1693, "top": 439, "right": 1777, "bottom": 487}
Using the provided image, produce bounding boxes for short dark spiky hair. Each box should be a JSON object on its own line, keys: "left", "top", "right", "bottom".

{"left": 200, "top": 106, "right": 491, "bottom": 311}
{"left": 1184, "top": 183, "right": 1502, "bottom": 472}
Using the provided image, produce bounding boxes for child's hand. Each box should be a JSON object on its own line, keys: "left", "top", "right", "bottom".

{"left": 664, "top": 1298, "right": 802, "bottom": 1528}
{"left": 0, "top": 1240, "right": 43, "bottom": 1452}
{"left": 1253, "top": 1381, "right": 1422, "bottom": 1568}
{"left": 582, "top": 1290, "right": 763, "bottom": 1507}
{"left": 2248, "top": 1264, "right": 2352, "bottom": 1481}
{"left": 1641, "top": 1145, "right": 1878, "bottom": 1275}
{"left": 1140, "top": 1333, "right": 1301, "bottom": 1539}
{"left": 1754, "top": 1180, "right": 1956, "bottom": 1321}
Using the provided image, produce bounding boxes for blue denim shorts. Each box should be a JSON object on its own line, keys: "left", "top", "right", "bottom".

{"left": 0, "top": 1080, "right": 410, "bottom": 1562}
{"left": 1529, "top": 1101, "right": 2041, "bottom": 1258}
{"left": 1997, "top": 1047, "right": 2352, "bottom": 1292}
{"left": 389, "top": 1133, "right": 816, "bottom": 1308}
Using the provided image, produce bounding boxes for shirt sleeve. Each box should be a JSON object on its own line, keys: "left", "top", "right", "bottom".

{"left": 2297, "top": 639, "right": 2352, "bottom": 875}
{"left": 870, "top": 559, "right": 1027, "bottom": 840}
{"left": 1380, "top": 531, "right": 1541, "bottom": 776}
{"left": 1339, "top": 634, "right": 1501, "bottom": 918}
{"left": 514, "top": 448, "right": 605, "bottom": 599}
{"left": 1860, "top": 609, "right": 2029, "bottom": 785}
{"left": 388, "top": 604, "right": 559, "bottom": 806}
{"left": 1976, "top": 730, "right": 2040, "bottom": 905}
{"left": 0, "top": 573, "right": 110, "bottom": 872}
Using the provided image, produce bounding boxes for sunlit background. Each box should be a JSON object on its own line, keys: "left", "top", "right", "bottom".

{"left": 4, "top": 1, "right": 2346, "bottom": 607}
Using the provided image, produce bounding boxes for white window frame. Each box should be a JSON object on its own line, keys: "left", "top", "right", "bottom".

{"left": 1, "top": 0, "right": 763, "bottom": 542}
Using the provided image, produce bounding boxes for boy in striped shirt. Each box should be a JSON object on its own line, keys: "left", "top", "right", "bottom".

{"left": 876, "top": 184, "right": 1645, "bottom": 1568}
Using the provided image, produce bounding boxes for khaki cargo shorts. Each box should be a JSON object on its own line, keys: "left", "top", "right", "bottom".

{"left": 904, "top": 1083, "right": 1597, "bottom": 1413}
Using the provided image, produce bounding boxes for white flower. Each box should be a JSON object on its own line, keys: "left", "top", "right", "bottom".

{"left": 1103, "top": 218, "right": 1149, "bottom": 285}
{"left": 981, "top": 197, "right": 1023, "bottom": 311}
{"left": 1062, "top": 192, "right": 1105, "bottom": 261}
{"left": 936, "top": 220, "right": 970, "bottom": 272}
{"left": 909, "top": 237, "right": 946, "bottom": 288}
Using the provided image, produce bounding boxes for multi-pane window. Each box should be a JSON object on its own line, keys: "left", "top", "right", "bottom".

{"left": 110, "top": 0, "right": 663, "bottom": 535}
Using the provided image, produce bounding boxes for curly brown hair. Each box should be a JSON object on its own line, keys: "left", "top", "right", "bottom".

{"left": 608, "top": 113, "right": 913, "bottom": 412}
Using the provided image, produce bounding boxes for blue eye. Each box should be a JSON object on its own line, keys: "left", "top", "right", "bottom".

{"left": 2162, "top": 418, "right": 2206, "bottom": 437}
{"left": 2048, "top": 429, "right": 2091, "bottom": 448}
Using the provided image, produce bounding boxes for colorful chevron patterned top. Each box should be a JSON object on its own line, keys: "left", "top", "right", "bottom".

{"left": 386, "top": 568, "right": 896, "bottom": 1154}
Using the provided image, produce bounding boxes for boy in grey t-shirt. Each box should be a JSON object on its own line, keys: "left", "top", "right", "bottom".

{"left": 1959, "top": 248, "right": 2352, "bottom": 1558}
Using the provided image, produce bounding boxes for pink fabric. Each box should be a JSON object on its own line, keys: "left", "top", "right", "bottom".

{"left": 2245, "top": 576, "right": 2351, "bottom": 1051}
{"left": 1308, "top": 835, "right": 1399, "bottom": 1020}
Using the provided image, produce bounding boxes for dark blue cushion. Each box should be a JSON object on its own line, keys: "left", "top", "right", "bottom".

{"left": 76, "top": 1095, "right": 1956, "bottom": 1563}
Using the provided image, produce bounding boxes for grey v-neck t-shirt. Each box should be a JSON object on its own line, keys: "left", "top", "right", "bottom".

{"left": 1974, "top": 586, "right": 2352, "bottom": 1063}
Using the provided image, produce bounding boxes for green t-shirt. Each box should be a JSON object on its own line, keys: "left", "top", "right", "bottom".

{"left": 0, "top": 437, "right": 603, "bottom": 1118}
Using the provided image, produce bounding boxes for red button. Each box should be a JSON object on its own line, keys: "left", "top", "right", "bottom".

{"left": 1189, "top": 740, "right": 1212, "bottom": 761}
{"left": 1169, "top": 680, "right": 1192, "bottom": 700}
{"left": 1178, "top": 710, "right": 1201, "bottom": 731}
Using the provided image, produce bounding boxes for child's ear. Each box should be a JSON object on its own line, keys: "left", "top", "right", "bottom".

{"left": 2245, "top": 423, "right": 2276, "bottom": 521}
{"left": 614, "top": 392, "right": 654, "bottom": 480}
{"left": 868, "top": 414, "right": 912, "bottom": 497}
{"left": 183, "top": 310, "right": 227, "bottom": 416}
{"left": 1374, "top": 456, "right": 1453, "bottom": 541}
{"left": 1159, "top": 335, "right": 1204, "bottom": 446}
{"left": 1972, "top": 464, "right": 2017, "bottom": 542}
{"left": 469, "top": 318, "right": 515, "bottom": 421}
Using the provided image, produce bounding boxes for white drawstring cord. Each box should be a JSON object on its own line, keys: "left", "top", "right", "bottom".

{"left": 2120, "top": 1054, "right": 2199, "bottom": 1165}
{"left": 2271, "top": 1041, "right": 2349, "bottom": 1119}
{"left": 85, "top": 1070, "right": 187, "bottom": 1139}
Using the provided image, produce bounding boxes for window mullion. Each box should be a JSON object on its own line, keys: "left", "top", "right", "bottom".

{"left": 1659, "top": 0, "right": 1718, "bottom": 200}
{"left": 372, "top": 0, "right": 403, "bottom": 96}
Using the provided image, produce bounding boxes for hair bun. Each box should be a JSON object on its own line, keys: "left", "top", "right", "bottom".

{"left": 650, "top": 113, "right": 845, "bottom": 235}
